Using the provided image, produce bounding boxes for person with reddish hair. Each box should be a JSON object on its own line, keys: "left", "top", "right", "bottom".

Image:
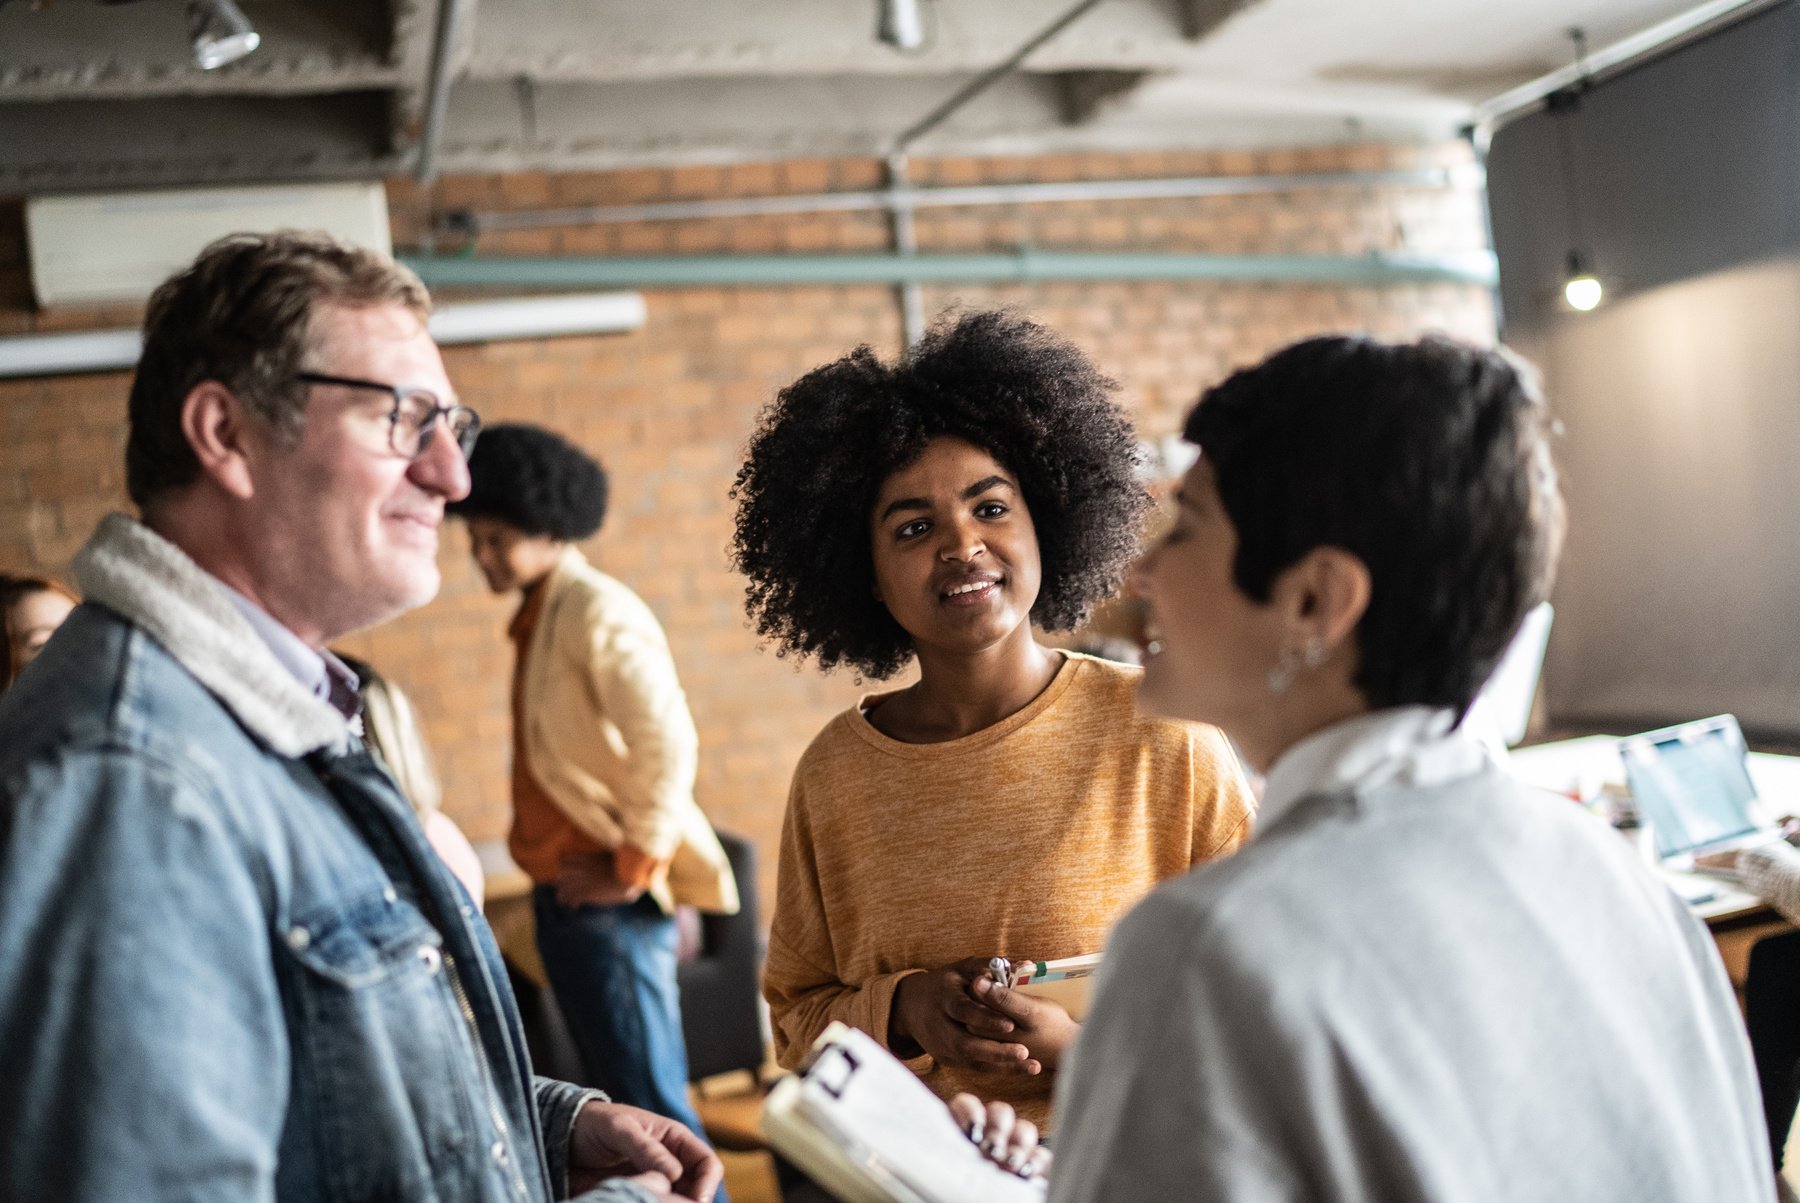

{"left": 0, "top": 573, "right": 78, "bottom": 691}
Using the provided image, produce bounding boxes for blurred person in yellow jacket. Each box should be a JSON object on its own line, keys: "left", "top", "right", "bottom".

{"left": 451, "top": 423, "right": 737, "bottom": 1181}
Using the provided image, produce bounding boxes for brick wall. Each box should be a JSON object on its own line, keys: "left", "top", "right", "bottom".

{"left": 0, "top": 143, "right": 1494, "bottom": 912}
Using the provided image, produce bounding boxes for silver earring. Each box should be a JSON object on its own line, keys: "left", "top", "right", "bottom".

{"left": 1267, "top": 646, "right": 1300, "bottom": 694}
{"left": 1269, "top": 639, "right": 1328, "bottom": 693}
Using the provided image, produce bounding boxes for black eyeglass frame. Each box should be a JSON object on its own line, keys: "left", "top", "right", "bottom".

{"left": 294, "top": 371, "right": 481, "bottom": 459}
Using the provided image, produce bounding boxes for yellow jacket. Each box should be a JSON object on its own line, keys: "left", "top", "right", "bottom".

{"left": 519, "top": 547, "right": 738, "bottom": 915}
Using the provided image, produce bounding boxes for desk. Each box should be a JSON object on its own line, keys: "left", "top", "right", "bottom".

{"left": 1507, "top": 735, "right": 1800, "bottom": 989}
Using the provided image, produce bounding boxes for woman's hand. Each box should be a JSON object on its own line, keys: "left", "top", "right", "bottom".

{"left": 947, "top": 1094, "right": 1051, "bottom": 1181}
{"left": 890, "top": 957, "right": 1037, "bottom": 1073}
{"left": 970, "top": 975, "right": 1080, "bottom": 1071}
{"left": 1694, "top": 848, "right": 1741, "bottom": 873}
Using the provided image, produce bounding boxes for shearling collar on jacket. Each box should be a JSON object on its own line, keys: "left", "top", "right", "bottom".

{"left": 72, "top": 513, "right": 352, "bottom": 758}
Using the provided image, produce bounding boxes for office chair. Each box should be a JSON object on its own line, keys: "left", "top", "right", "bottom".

{"left": 677, "top": 829, "right": 772, "bottom": 1152}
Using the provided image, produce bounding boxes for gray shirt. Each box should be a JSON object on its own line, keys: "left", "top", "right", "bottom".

{"left": 1049, "top": 708, "right": 1769, "bottom": 1203}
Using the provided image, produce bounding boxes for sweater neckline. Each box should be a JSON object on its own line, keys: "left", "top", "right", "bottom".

{"left": 843, "top": 650, "right": 1088, "bottom": 758}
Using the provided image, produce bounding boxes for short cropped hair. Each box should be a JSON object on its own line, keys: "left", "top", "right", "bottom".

{"left": 1184, "top": 334, "right": 1564, "bottom": 714}
{"left": 446, "top": 423, "right": 609, "bottom": 540}
{"left": 126, "top": 230, "right": 431, "bottom": 507}
{"left": 731, "top": 308, "right": 1149, "bottom": 680}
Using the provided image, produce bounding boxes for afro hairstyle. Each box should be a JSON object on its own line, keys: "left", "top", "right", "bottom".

{"left": 730, "top": 308, "right": 1149, "bottom": 680}
{"left": 447, "top": 422, "right": 608, "bottom": 540}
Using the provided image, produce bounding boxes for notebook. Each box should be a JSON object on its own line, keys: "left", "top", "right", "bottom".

{"left": 1617, "top": 714, "right": 1779, "bottom": 866}
{"left": 762, "top": 1022, "right": 1048, "bottom": 1203}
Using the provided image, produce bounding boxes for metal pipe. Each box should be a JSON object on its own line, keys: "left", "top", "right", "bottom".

{"left": 1473, "top": 0, "right": 1784, "bottom": 132}
{"left": 400, "top": 248, "right": 1499, "bottom": 290}
{"left": 457, "top": 166, "right": 1482, "bottom": 235}
{"left": 885, "top": 153, "right": 927, "bottom": 349}
{"left": 891, "top": 0, "right": 1107, "bottom": 154}
{"left": 415, "top": 0, "right": 476, "bottom": 184}
{"left": 1465, "top": 130, "right": 1505, "bottom": 337}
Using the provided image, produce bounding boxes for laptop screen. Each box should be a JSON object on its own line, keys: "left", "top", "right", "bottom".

{"left": 1618, "top": 715, "right": 1761, "bottom": 859}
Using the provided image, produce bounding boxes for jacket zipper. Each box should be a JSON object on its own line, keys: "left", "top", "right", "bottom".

{"left": 445, "top": 948, "right": 531, "bottom": 1200}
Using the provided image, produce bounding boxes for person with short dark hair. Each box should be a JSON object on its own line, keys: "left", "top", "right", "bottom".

{"left": 733, "top": 309, "right": 1255, "bottom": 1133}
{"left": 954, "top": 334, "right": 1768, "bottom": 1202}
{"left": 0, "top": 231, "right": 721, "bottom": 1203}
{"left": 0, "top": 573, "right": 77, "bottom": 691}
{"left": 450, "top": 423, "right": 738, "bottom": 1180}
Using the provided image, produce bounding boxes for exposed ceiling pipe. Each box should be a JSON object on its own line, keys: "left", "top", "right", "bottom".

{"left": 872, "top": 0, "right": 1103, "bottom": 344}
{"left": 400, "top": 248, "right": 1498, "bottom": 290}
{"left": 1473, "top": 0, "right": 1785, "bottom": 134}
{"left": 889, "top": 0, "right": 1106, "bottom": 154}
{"left": 884, "top": 154, "right": 927, "bottom": 348}
{"left": 449, "top": 167, "right": 1482, "bottom": 237}
{"left": 415, "top": 0, "right": 477, "bottom": 185}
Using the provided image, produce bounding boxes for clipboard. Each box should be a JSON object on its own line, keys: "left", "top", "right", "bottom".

{"left": 761, "top": 1023, "right": 1048, "bottom": 1203}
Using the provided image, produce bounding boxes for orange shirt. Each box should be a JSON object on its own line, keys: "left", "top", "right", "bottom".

{"left": 507, "top": 581, "right": 606, "bottom": 885}
{"left": 507, "top": 580, "right": 665, "bottom": 892}
{"left": 763, "top": 652, "right": 1255, "bottom": 1129}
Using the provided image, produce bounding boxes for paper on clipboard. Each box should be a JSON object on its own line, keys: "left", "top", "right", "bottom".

{"left": 762, "top": 1023, "right": 1049, "bottom": 1203}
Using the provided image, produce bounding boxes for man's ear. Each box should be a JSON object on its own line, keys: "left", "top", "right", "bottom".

{"left": 1272, "top": 545, "right": 1372, "bottom": 653}
{"left": 179, "top": 380, "right": 259, "bottom": 501}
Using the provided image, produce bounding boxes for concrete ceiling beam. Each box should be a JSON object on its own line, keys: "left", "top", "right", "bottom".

{"left": 0, "top": 0, "right": 397, "bottom": 100}
{"left": 464, "top": 0, "right": 1197, "bottom": 82}
{"left": 0, "top": 92, "right": 402, "bottom": 193}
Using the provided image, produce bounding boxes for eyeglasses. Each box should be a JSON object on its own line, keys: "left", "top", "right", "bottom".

{"left": 294, "top": 372, "right": 481, "bottom": 460}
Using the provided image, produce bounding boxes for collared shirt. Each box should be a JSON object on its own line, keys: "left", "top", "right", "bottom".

{"left": 1257, "top": 704, "right": 1488, "bottom": 831}
{"left": 220, "top": 586, "right": 362, "bottom": 722}
{"left": 1048, "top": 705, "right": 1769, "bottom": 1203}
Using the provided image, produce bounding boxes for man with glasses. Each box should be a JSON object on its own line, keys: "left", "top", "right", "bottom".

{"left": 0, "top": 231, "right": 722, "bottom": 1203}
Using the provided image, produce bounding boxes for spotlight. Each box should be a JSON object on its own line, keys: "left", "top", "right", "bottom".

{"left": 877, "top": 0, "right": 925, "bottom": 51}
{"left": 187, "top": 0, "right": 260, "bottom": 71}
{"left": 1564, "top": 253, "right": 1603, "bottom": 312}
{"left": 1548, "top": 30, "right": 1604, "bottom": 312}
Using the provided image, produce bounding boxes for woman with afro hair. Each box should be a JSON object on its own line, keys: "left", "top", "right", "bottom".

{"left": 732, "top": 309, "right": 1254, "bottom": 1133}
{"left": 449, "top": 423, "right": 738, "bottom": 1177}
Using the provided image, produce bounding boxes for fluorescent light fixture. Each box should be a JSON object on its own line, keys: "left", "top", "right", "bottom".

{"left": 426, "top": 293, "right": 647, "bottom": 345}
{"left": 187, "top": 0, "right": 261, "bottom": 70}
{"left": 0, "top": 294, "right": 647, "bottom": 380}
{"left": 0, "top": 330, "right": 142, "bottom": 378}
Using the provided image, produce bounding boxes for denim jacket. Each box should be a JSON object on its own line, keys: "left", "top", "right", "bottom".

{"left": 0, "top": 515, "right": 651, "bottom": 1203}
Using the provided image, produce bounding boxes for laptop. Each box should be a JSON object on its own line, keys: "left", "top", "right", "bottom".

{"left": 1465, "top": 602, "right": 1554, "bottom": 754}
{"left": 1616, "top": 714, "right": 1780, "bottom": 871}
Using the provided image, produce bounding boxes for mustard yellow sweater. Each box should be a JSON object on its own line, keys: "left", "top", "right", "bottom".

{"left": 764, "top": 652, "right": 1255, "bottom": 1129}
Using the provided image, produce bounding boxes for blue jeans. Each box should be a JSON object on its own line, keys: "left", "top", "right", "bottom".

{"left": 532, "top": 888, "right": 726, "bottom": 1199}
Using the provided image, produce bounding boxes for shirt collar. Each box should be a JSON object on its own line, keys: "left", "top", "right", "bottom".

{"left": 1258, "top": 705, "right": 1492, "bottom": 831}
{"left": 219, "top": 586, "right": 362, "bottom": 722}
